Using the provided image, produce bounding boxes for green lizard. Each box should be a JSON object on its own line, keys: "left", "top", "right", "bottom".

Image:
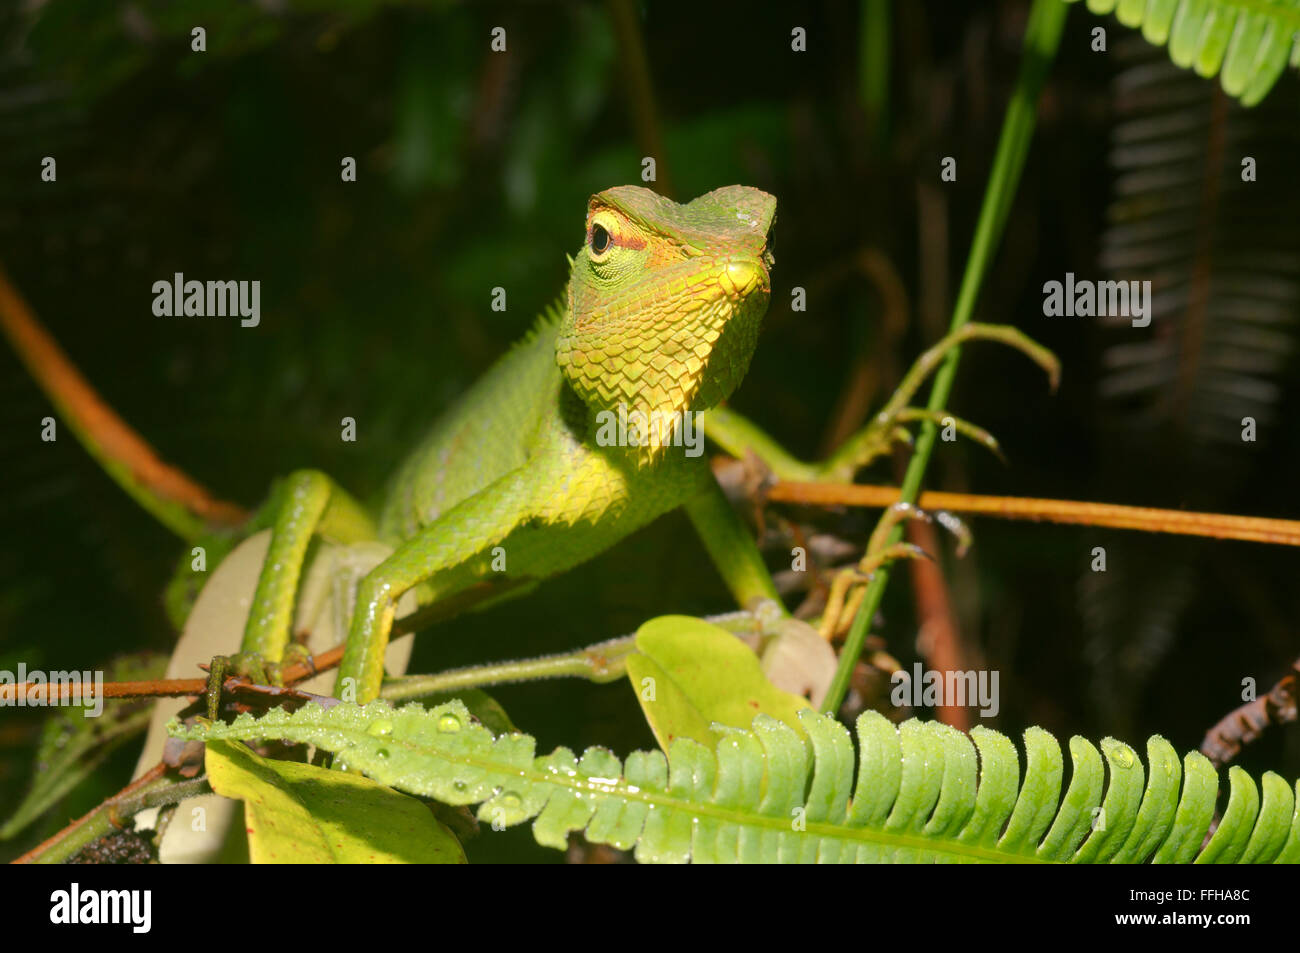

{"left": 242, "top": 184, "right": 785, "bottom": 705}
{"left": 230, "top": 183, "right": 1053, "bottom": 706}
{"left": 3, "top": 183, "right": 1055, "bottom": 713}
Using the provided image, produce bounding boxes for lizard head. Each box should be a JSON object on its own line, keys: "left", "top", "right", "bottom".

{"left": 557, "top": 184, "right": 776, "bottom": 454}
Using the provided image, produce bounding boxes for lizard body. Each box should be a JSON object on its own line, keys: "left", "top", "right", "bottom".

{"left": 382, "top": 184, "right": 773, "bottom": 541}
{"left": 371, "top": 304, "right": 712, "bottom": 617}
{"left": 241, "top": 184, "right": 782, "bottom": 703}
{"left": 1, "top": 181, "right": 1056, "bottom": 722}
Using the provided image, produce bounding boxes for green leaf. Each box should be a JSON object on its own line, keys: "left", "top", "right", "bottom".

{"left": 1, "top": 653, "right": 165, "bottom": 840}
{"left": 624, "top": 615, "right": 808, "bottom": 751}
{"left": 1065, "top": 0, "right": 1300, "bottom": 105}
{"left": 171, "top": 701, "right": 1300, "bottom": 864}
{"left": 407, "top": 688, "right": 517, "bottom": 737}
{"left": 204, "top": 739, "right": 465, "bottom": 864}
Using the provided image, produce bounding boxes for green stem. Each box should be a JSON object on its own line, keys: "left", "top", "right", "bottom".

{"left": 821, "top": 0, "right": 1068, "bottom": 714}
{"left": 381, "top": 637, "right": 639, "bottom": 701}
{"left": 380, "top": 610, "right": 766, "bottom": 702}
{"left": 22, "top": 771, "right": 211, "bottom": 864}
{"left": 701, "top": 407, "right": 823, "bottom": 482}
{"left": 859, "top": 0, "right": 891, "bottom": 152}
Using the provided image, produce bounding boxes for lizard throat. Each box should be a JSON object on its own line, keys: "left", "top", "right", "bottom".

{"left": 556, "top": 257, "right": 771, "bottom": 457}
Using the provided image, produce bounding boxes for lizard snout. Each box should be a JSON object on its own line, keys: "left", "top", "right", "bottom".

{"left": 720, "top": 257, "right": 770, "bottom": 300}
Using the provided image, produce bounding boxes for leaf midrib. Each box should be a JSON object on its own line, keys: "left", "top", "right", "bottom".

{"left": 204, "top": 723, "right": 1054, "bottom": 864}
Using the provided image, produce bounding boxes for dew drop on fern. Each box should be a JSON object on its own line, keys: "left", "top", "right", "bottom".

{"left": 172, "top": 702, "right": 1300, "bottom": 864}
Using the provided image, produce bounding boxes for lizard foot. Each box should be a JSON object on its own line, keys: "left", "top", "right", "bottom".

{"left": 818, "top": 502, "right": 972, "bottom": 640}
{"left": 203, "top": 650, "right": 298, "bottom": 719}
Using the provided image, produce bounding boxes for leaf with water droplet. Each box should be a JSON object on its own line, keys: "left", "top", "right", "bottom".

{"left": 169, "top": 702, "right": 1300, "bottom": 864}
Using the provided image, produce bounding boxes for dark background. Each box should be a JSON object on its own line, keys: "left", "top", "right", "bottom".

{"left": 2, "top": 0, "right": 1299, "bottom": 862}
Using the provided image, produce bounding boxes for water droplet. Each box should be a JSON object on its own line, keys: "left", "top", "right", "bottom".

{"left": 367, "top": 719, "right": 393, "bottom": 738}
{"left": 1113, "top": 746, "right": 1135, "bottom": 769}
{"left": 501, "top": 791, "right": 522, "bottom": 808}
{"left": 438, "top": 714, "right": 462, "bottom": 734}
{"left": 453, "top": 779, "right": 467, "bottom": 792}
{"left": 376, "top": 748, "right": 389, "bottom": 759}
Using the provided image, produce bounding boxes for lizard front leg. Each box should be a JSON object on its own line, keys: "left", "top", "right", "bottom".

{"left": 240, "top": 470, "right": 377, "bottom": 664}
{"left": 684, "top": 476, "right": 838, "bottom": 705}
{"left": 201, "top": 470, "right": 377, "bottom": 716}
{"left": 683, "top": 476, "right": 784, "bottom": 612}
{"left": 336, "top": 467, "right": 540, "bottom": 704}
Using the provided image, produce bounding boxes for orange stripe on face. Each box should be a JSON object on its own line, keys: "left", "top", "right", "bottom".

{"left": 612, "top": 231, "right": 646, "bottom": 250}
{"left": 586, "top": 222, "right": 647, "bottom": 251}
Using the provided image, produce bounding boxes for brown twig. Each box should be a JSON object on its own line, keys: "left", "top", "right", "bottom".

{"left": 0, "top": 646, "right": 347, "bottom": 705}
{"left": 767, "top": 481, "right": 1300, "bottom": 546}
{"left": 1, "top": 677, "right": 207, "bottom": 704}
{"left": 0, "top": 573, "right": 537, "bottom": 705}
{"left": 1200, "top": 660, "right": 1299, "bottom": 769}
{"left": 0, "top": 263, "right": 248, "bottom": 530}
{"left": 905, "top": 516, "right": 976, "bottom": 731}
{"left": 12, "top": 761, "right": 170, "bottom": 864}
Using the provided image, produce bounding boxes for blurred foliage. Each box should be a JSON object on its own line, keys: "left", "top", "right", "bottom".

{"left": 1084, "top": 34, "right": 1300, "bottom": 731}
{"left": 1, "top": 0, "right": 1299, "bottom": 862}
{"left": 0, "top": 652, "right": 164, "bottom": 840}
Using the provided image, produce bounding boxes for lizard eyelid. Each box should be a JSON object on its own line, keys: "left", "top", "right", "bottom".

{"left": 586, "top": 212, "right": 621, "bottom": 259}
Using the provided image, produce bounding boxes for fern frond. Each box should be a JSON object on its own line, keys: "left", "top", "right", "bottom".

{"left": 171, "top": 701, "right": 1300, "bottom": 863}
{"left": 1066, "top": 0, "right": 1300, "bottom": 105}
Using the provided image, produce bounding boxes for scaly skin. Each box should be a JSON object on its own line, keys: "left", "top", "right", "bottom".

{"left": 240, "top": 185, "right": 783, "bottom": 703}
{"left": 2, "top": 181, "right": 1056, "bottom": 711}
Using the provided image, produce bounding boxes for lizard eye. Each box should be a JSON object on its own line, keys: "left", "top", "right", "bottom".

{"left": 590, "top": 224, "right": 612, "bottom": 256}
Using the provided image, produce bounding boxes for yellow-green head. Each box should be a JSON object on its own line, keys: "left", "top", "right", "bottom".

{"left": 557, "top": 184, "right": 776, "bottom": 454}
